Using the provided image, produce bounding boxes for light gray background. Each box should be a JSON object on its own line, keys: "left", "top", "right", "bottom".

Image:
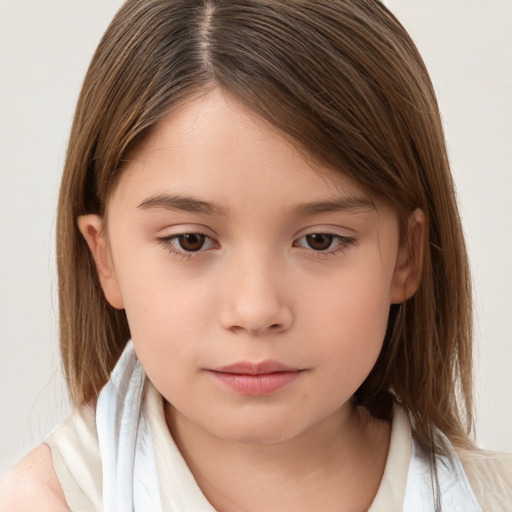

{"left": 1, "top": 1, "right": 511, "bottom": 471}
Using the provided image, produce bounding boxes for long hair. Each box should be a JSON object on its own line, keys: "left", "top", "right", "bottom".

{"left": 57, "top": 0, "right": 474, "bottom": 454}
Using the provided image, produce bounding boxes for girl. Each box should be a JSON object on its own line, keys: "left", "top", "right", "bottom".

{"left": 1, "top": 0, "right": 511, "bottom": 510}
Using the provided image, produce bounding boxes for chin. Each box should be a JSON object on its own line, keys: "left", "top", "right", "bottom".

{"left": 208, "top": 415, "right": 309, "bottom": 445}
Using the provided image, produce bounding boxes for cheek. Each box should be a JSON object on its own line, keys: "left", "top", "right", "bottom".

{"left": 112, "top": 238, "right": 216, "bottom": 327}
{"left": 125, "top": 287, "right": 212, "bottom": 399}
{"left": 112, "top": 258, "right": 219, "bottom": 377}
{"left": 304, "top": 267, "right": 391, "bottom": 376}
{"left": 125, "top": 285, "right": 212, "bottom": 338}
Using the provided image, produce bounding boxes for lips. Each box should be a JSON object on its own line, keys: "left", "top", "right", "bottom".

{"left": 214, "top": 360, "right": 299, "bottom": 375}
{"left": 207, "top": 360, "right": 304, "bottom": 396}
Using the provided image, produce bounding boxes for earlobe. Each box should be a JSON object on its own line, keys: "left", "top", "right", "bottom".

{"left": 390, "top": 209, "right": 425, "bottom": 304}
{"left": 77, "top": 215, "right": 125, "bottom": 309}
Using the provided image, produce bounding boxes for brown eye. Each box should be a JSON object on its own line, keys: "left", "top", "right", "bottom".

{"left": 305, "top": 233, "right": 334, "bottom": 251}
{"left": 294, "top": 232, "right": 354, "bottom": 256}
{"left": 158, "top": 232, "right": 217, "bottom": 258}
{"left": 177, "top": 233, "right": 207, "bottom": 252}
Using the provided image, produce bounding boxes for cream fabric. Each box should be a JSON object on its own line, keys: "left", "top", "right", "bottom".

{"left": 368, "top": 404, "right": 411, "bottom": 511}
{"left": 45, "top": 403, "right": 102, "bottom": 511}
{"left": 458, "top": 447, "right": 512, "bottom": 511}
{"left": 46, "top": 382, "right": 512, "bottom": 511}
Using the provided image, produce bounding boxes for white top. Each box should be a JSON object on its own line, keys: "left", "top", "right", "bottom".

{"left": 46, "top": 383, "right": 512, "bottom": 511}
{"left": 45, "top": 343, "right": 512, "bottom": 511}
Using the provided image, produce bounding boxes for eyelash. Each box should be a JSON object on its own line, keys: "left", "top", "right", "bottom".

{"left": 156, "top": 232, "right": 355, "bottom": 260}
{"left": 156, "top": 232, "right": 216, "bottom": 261}
{"left": 294, "top": 233, "right": 355, "bottom": 257}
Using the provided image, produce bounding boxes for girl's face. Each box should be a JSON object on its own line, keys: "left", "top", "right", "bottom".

{"left": 81, "top": 88, "right": 418, "bottom": 444}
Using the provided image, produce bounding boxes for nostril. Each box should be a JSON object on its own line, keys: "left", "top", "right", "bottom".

{"left": 219, "top": 292, "right": 294, "bottom": 334}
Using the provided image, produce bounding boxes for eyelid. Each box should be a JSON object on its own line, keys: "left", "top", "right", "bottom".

{"left": 155, "top": 228, "right": 219, "bottom": 260}
{"left": 293, "top": 232, "right": 355, "bottom": 255}
{"left": 292, "top": 224, "right": 358, "bottom": 255}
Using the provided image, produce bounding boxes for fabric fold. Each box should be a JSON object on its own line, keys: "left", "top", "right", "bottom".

{"left": 91, "top": 339, "right": 486, "bottom": 512}
{"left": 95, "top": 340, "right": 163, "bottom": 512}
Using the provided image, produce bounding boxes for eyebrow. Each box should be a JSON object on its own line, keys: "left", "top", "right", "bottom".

{"left": 137, "top": 193, "right": 375, "bottom": 217}
{"left": 293, "top": 196, "right": 375, "bottom": 216}
{"left": 137, "top": 194, "right": 229, "bottom": 216}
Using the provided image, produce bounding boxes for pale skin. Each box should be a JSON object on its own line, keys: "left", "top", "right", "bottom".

{"left": 0, "top": 88, "right": 424, "bottom": 511}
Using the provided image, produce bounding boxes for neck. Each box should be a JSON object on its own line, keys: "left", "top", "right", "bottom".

{"left": 165, "top": 402, "right": 390, "bottom": 512}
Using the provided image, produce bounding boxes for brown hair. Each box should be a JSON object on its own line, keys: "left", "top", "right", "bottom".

{"left": 57, "top": 0, "right": 473, "bottom": 453}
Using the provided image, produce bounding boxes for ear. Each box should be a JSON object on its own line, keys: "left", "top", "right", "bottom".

{"left": 390, "top": 209, "right": 425, "bottom": 304}
{"left": 77, "top": 215, "right": 125, "bottom": 309}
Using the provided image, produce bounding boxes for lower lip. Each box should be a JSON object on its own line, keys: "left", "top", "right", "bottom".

{"left": 208, "top": 371, "right": 302, "bottom": 396}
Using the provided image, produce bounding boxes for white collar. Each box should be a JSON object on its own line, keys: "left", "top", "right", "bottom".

{"left": 96, "top": 341, "right": 482, "bottom": 511}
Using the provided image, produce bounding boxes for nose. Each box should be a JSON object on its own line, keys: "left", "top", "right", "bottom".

{"left": 219, "top": 252, "right": 293, "bottom": 335}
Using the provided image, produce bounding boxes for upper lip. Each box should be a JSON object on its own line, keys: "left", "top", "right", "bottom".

{"left": 211, "top": 360, "right": 301, "bottom": 375}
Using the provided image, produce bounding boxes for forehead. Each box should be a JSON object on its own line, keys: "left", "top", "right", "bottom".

{"left": 113, "top": 88, "right": 377, "bottom": 214}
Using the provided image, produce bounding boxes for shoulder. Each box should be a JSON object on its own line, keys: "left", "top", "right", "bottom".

{"left": 456, "top": 446, "right": 512, "bottom": 510}
{"left": 0, "top": 444, "right": 69, "bottom": 512}
{"left": 1, "top": 403, "right": 101, "bottom": 512}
